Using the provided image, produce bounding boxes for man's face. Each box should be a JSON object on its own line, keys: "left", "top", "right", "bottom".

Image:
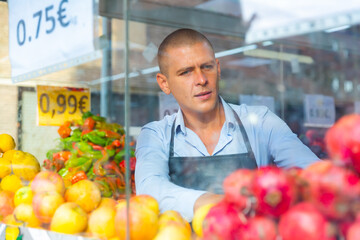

{"left": 158, "top": 42, "right": 221, "bottom": 117}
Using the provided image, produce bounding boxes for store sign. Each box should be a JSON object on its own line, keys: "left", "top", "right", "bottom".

{"left": 8, "top": 0, "right": 96, "bottom": 82}
{"left": 242, "top": 0, "right": 360, "bottom": 43}
{"left": 37, "top": 85, "right": 90, "bottom": 126}
{"left": 239, "top": 94, "right": 275, "bottom": 113}
{"left": 304, "top": 94, "right": 335, "bottom": 127}
{"left": 158, "top": 92, "right": 179, "bottom": 120}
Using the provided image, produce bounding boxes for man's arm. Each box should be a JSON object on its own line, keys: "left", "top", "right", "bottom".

{"left": 258, "top": 108, "right": 320, "bottom": 168}
{"left": 135, "top": 124, "right": 207, "bottom": 221}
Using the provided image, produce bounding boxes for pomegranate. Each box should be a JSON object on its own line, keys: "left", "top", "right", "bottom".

{"left": 278, "top": 202, "right": 335, "bottom": 240}
{"left": 223, "top": 169, "right": 255, "bottom": 211}
{"left": 237, "top": 215, "right": 277, "bottom": 240}
{"left": 347, "top": 221, "right": 360, "bottom": 240}
{"left": 301, "top": 161, "right": 360, "bottom": 220}
{"left": 203, "top": 200, "right": 246, "bottom": 240}
{"left": 325, "top": 114, "right": 360, "bottom": 173}
{"left": 252, "top": 166, "right": 296, "bottom": 218}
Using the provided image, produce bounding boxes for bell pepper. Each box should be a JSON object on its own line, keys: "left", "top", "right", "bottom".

{"left": 58, "top": 121, "right": 72, "bottom": 138}
{"left": 83, "top": 117, "right": 95, "bottom": 131}
{"left": 119, "top": 157, "right": 137, "bottom": 171}
{"left": 71, "top": 171, "right": 87, "bottom": 184}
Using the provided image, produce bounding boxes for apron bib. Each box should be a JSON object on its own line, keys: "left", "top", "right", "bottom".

{"left": 169, "top": 107, "right": 257, "bottom": 194}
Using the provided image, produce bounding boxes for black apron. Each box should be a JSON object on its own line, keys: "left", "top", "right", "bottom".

{"left": 168, "top": 107, "right": 258, "bottom": 194}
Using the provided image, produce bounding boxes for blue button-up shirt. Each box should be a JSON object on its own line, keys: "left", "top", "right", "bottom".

{"left": 135, "top": 97, "right": 319, "bottom": 221}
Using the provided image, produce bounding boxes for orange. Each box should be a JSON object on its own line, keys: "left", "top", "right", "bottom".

{"left": 0, "top": 134, "right": 16, "bottom": 153}
{"left": 1, "top": 175, "right": 23, "bottom": 193}
{"left": 0, "top": 156, "right": 12, "bottom": 178}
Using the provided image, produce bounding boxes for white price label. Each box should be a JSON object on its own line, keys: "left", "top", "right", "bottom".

{"left": 354, "top": 101, "right": 360, "bottom": 114}
{"left": 158, "top": 92, "right": 179, "bottom": 120}
{"left": 8, "top": 0, "right": 94, "bottom": 80}
{"left": 239, "top": 94, "right": 275, "bottom": 113}
{"left": 304, "top": 94, "right": 335, "bottom": 127}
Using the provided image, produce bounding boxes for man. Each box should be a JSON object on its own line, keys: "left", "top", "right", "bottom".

{"left": 135, "top": 28, "right": 319, "bottom": 222}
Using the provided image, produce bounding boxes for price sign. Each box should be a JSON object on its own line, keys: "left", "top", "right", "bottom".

{"left": 37, "top": 85, "right": 90, "bottom": 126}
{"left": 239, "top": 94, "right": 276, "bottom": 113}
{"left": 8, "top": 0, "right": 95, "bottom": 80}
{"left": 158, "top": 92, "right": 179, "bottom": 120}
{"left": 304, "top": 94, "right": 335, "bottom": 127}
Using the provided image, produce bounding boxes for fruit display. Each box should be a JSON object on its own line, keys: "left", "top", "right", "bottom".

{"left": 0, "top": 169, "right": 191, "bottom": 239}
{"left": 192, "top": 114, "right": 360, "bottom": 240}
{"left": 43, "top": 111, "right": 136, "bottom": 199}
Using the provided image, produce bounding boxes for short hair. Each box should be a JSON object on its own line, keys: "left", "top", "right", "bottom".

{"left": 157, "top": 28, "right": 215, "bottom": 75}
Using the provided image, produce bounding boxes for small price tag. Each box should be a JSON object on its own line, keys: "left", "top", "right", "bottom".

{"left": 158, "top": 92, "right": 179, "bottom": 120}
{"left": 239, "top": 94, "right": 275, "bottom": 113}
{"left": 37, "top": 85, "right": 90, "bottom": 126}
{"left": 304, "top": 94, "right": 335, "bottom": 127}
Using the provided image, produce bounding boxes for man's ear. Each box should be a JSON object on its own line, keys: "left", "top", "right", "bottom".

{"left": 156, "top": 73, "right": 171, "bottom": 95}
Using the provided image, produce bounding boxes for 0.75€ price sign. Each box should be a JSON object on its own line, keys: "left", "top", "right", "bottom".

{"left": 37, "top": 85, "right": 90, "bottom": 126}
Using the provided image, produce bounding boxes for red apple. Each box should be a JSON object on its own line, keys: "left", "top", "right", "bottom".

{"left": 31, "top": 171, "right": 65, "bottom": 196}
{"left": 0, "top": 191, "right": 14, "bottom": 220}
{"left": 32, "top": 191, "right": 64, "bottom": 223}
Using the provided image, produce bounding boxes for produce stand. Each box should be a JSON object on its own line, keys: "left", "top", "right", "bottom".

{"left": 1, "top": 0, "right": 360, "bottom": 239}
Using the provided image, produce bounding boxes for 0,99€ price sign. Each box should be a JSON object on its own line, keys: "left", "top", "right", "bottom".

{"left": 37, "top": 85, "right": 90, "bottom": 126}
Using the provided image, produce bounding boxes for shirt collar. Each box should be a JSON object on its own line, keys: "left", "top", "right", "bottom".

{"left": 173, "top": 96, "right": 237, "bottom": 135}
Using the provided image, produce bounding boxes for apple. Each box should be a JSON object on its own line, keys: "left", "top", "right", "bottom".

{"left": 115, "top": 197, "right": 159, "bottom": 240}
{"left": 50, "top": 202, "right": 88, "bottom": 234}
{"left": 153, "top": 221, "right": 192, "bottom": 240}
{"left": 65, "top": 179, "right": 101, "bottom": 213}
{"left": 31, "top": 171, "right": 65, "bottom": 196}
{"left": 130, "top": 194, "right": 160, "bottom": 215}
{"left": 14, "top": 186, "right": 33, "bottom": 207}
{"left": 0, "top": 190, "right": 15, "bottom": 220}
{"left": 13, "top": 203, "right": 41, "bottom": 228}
{"left": 192, "top": 203, "right": 215, "bottom": 238}
{"left": 32, "top": 191, "right": 64, "bottom": 223}
{"left": 98, "top": 197, "right": 117, "bottom": 209}
{"left": 158, "top": 210, "right": 191, "bottom": 234}
{"left": 88, "top": 206, "right": 116, "bottom": 239}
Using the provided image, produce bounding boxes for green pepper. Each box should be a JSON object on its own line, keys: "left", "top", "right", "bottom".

{"left": 94, "top": 179, "right": 112, "bottom": 197}
{"left": 82, "top": 111, "right": 94, "bottom": 120}
{"left": 114, "top": 149, "right": 125, "bottom": 163}
{"left": 86, "top": 166, "right": 95, "bottom": 180}
{"left": 65, "top": 156, "right": 90, "bottom": 168}
{"left": 82, "top": 133, "right": 107, "bottom": 146}
{"left": 92, "top": 115, "right": 106, "bottom": 122}
{"left": 106, "top": 149, "right": 116, "bottom": 158}
{"left": 58, "top": 168, "right": 69, "bottom": 177}
{"left": 78, "top": 158, "right": 93, "bottom": 172}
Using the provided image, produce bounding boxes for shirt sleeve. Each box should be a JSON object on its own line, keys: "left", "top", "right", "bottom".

{"left": 257, "top": 108, "right": 320, "bottom": 168}
{"left": 135, "top": 124, "right": 206, "bottom": 222}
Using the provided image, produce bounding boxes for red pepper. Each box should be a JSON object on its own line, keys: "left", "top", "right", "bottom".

{"left": 71, "top": 171, "right": 87, "bottom": 184}
{"left": 99, "top": 130, "right": 121, "bottom": 138}
{"left": 53, "top": 151, "right": 72, "bottom": 162}
{"left": 119, "top": 157, "right": 136, "bottom": 171}
{"left": 83, "top": 117, "right": 95, "bottom": 131}
{"left": 58, "top": 121, "right": 72, "bottom": 138}
{"left": 88, "top": 142, "right": 104, "bottom": 151}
